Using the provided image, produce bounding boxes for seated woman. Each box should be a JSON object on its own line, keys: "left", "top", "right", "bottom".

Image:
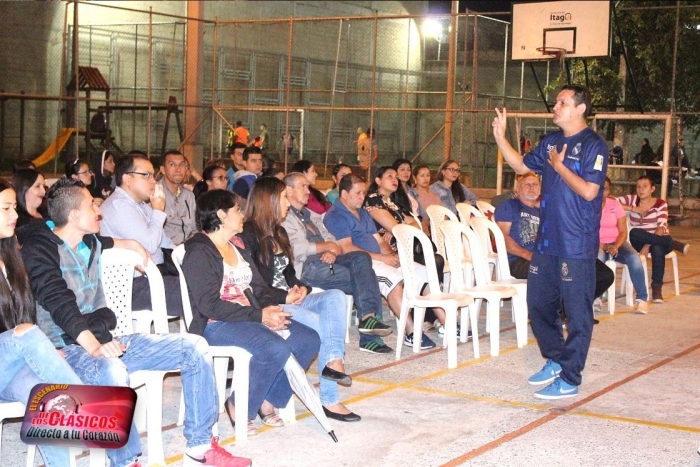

{"left": 412, "top": 164, "right": 443, "bottom": 220}
{"left": 182, "top": 189, "right": 321, "bottom": 434}
{"left": 364, "top": 166, "right": 454, "bottom": 342}
{"left": 239, "top": 177, "right": 359, "bottom": 422}
{"left": 12, "top": 168, "right": 47, "bottom": 229}
{"left": 598, "top": 177, "right": 649, "bottom": 314}
{"left": 391, "top": 159, "right": 427, "bottom": 230}
{"left": 289, "top": 160, "right": 331, "bottom": 215}
{"left": 0, "top": 179, "right": 83, "bottom": 466}
{"left": 90, "top": 150, "right": 116, "bottom": 200}
{"left": 325, "top": 163, "right": 352, "bottom": 205}
{"left": 193, "top": 164, "right": 229, "bottom": 201}
{"left": 617, "top": 175, "right": 689, "bottom": 303}
{"left": 430, "top": 159, "right": 478, "bottom": 216}
{"left": 66, "top": 158, "right": 103, "bottom": 206}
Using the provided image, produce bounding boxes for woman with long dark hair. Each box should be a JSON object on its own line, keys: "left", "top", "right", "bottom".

{"left": 0, "top": 179, "right": 82, "bottom": 466}
{"left": 182, "top": 189, "right": 320, "bottom": 435}
{"left": 90, "top": 150, "right": 116, "bottom": 200}
{"left": 239, "top": 177, "right": 360, "bottom": 422}
{"left": 192, "top": 164, "right": 229, "bottom": 201}
{"left": 289, "top": 160, "right": 331, "bottom": 215}
{"left": 12, "top": 168, "right": 46, "bottom": 228}
{"left": 430, "top": 159, "right": 478, "bottom": 216}
{"left": 412, "top": 164, "right": 443, "bottom": 220}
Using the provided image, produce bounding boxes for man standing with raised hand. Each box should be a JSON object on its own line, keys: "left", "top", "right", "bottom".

{"left": 492, "top": 84, "right": 608, "bottom": 400}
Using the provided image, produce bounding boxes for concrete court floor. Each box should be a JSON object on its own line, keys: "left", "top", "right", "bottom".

{"left": 2, "top": 225, "right": 700, "bottom": 467}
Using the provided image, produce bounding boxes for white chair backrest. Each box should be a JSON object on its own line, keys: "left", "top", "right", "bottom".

{"left": 456, "top": 202, "right": 484, "bottom": 224}
{"left": 441, "top": 220, "right": 490, "bottom": 290}
{"left": 476, "top": 200, "right": 496, "bottom": 216}
{"left": 101, "top": 248, "right": 139, "bottom": 337}
{"left": 392, "top": 224, "right": 441, "bottom": 300}
{"left": 171, "top": 244, "right": 194, "bottom": 330}
{"left": 471, "top": 217, "right": 512, "bottom": 280}
{"left": 426, "top": 204, "right": 458, "bottom": 258}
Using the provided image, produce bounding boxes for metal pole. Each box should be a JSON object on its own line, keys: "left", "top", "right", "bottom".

{"left": 661, "top": 116, "right": 671, "bottom": 200}
{"left": 401, "top": 17, "right": 411, "bottom": 158}
{"left": 469, "top": 15, "right": 478, "bottom": 177}
{"left": 443, "top": 0, "right": 458, "bottom": 163}
{"left": 73, "top": 0, "right": 80, "bottom": 160}
{"left": 147, "top": 7, "right": 152, "bottom": 157}
{"left": 669, "top": 0, "right": 680, "bottom": 113}
{"left": 323, "top": 19, "right": 343, "bottom": 176}
{"left": 367, "top": 13, "right": 378, "bottom": 180}
{"left": 284, "top": 17, "right": 293, "bottom": 172}
{"left": 56, "top": 2, "right": 70, "bottom": 173}
{"left": 211, "top": 19, "right": 218, "bottom": 160}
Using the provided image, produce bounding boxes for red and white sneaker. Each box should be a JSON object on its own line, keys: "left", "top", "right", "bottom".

{"left": 184, "top": 437, "right": 252, "bottom": 467}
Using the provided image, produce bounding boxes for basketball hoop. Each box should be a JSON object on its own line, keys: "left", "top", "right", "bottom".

{"left": 536, "top": 47, "right": 568, "bottom": 81}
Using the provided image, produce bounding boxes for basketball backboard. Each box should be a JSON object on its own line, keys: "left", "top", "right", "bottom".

{"left": 511, "top": 1, "right": 611, "bottom": 61}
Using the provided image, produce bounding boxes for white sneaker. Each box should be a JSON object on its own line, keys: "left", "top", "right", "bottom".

{"left": 634, "top": 300, "right": 649, "bottom": 315}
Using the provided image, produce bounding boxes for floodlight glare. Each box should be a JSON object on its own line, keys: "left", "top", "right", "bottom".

{"left": 423, "top": 19, "right": 443, "bottom": 40}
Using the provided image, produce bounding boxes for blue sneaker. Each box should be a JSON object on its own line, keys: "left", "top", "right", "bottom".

{"left": 404, "top": 332, "right": 437, "bottom": 350}
{"left": 534, "top": 377, "right": 578, "bottom": 400}
{"left": 528, "top": 359, "right": 562, "bottom": 386}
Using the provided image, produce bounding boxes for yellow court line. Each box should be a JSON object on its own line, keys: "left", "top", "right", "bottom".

{"left": 569, "top": 409, "right": 700, "bottom": 434}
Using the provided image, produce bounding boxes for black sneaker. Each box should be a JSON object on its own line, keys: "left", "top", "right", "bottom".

{"left": 437, "top": 324, "right": 472, "bottom": 340}
{"left": 359, "top": 339, "right": 393, "bottom": 354}
{"left": 404, "top": 332, "right": 437, "bottom": 350}
{"left": 358, "top": 315, "right": 393, "bottom": 337}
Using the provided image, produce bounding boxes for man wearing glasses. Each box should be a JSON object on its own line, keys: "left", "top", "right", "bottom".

{"left": 99, "top": 153, "right": 184, "bottom": 316}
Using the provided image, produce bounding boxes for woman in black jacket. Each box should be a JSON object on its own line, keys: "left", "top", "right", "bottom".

{"left": 239, "top": 177, "right": 360, "bottom": 422}
{"left": 182, "top": 189, "right": 320, "bottom": 434}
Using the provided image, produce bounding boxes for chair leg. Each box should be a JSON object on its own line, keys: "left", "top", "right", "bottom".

{"left": 345, "top": 295, "right": 354, "bottom": 344}
{"left": 232, "top": 355, "right": 251, "bottom": 442}
{"left": 394, "top": 301, "right": 410, "bottom": 361}
{"left": 672, "top": 255, "right": 680, "bottom": 296}
{"left": 605, "top": 260, "right": 616, "bottom": 314}
{"left": 487, "top": 300, "right": 500, "bottom": 357}
{"left": 412, "top": 307, "right": 426, "bottom": 354}
{"left": 444, "top": 305, "right": 458, "bottom": 369}
{"left": 144, "top": 377, "right": 165, "bottom": 466}
{"left": 133, "top": 385, "right": 148, "bottom": 432}
{"left": 278, "top": 397, "right": 296, "bottom": 425}
{"left": 468, "top": 303, "right": 480, "bottom": 359}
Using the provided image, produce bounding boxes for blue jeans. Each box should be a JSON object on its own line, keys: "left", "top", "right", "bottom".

{"left": 0, "top": 325, "right": 82, "bottom": 467}
{"left": 203, "top": 319, "right": 319, "bottom": 420}
{"left": 528, "top": 253, "right": 595, "bottom": 386}
{"left": 629, "top": 228, "right": 672, "bottom": 288}
{"left": 599, "top": 242, "right": 648, "bottom": 301}
{"left": 63, "top": 333, "right": 217, "bottom": 467}
{"left": 301, "top": 251, "right": 383, "bottom": 346}
{"left": 283, "top": 290, "right": 347, "bottom": 406}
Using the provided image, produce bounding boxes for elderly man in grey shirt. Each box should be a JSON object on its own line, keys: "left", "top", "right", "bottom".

{"left": 159, "top": 150, "right": 196, "bottom": 245}
{"left": 100, "top": 152, "right": 183, "bottom": 316}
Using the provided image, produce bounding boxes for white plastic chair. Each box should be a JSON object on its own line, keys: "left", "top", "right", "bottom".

{"left": 310, "top": 287, "right": 355, "bottom": 344}
{"left": 392, "top": 224, "right": 475, "bottom": 368}
{"left": 623, "top": 214, "right": 677, "bottom": 297}
{"left": 470, "top": 217, "right": 529, "bottom": 347}
{"left": 441, "top": 220, "right": 521, "bottom": 357}
{"left": 100, "top": 248, "right": 173, "bottom": 465}
{"left": 426, "top": 204, "right": 458, "bottom": 259}
{"left": 467, "top": 212, "right": 500, "bottom": 280}
{"left": 476, "top": 200, "right": 496, "bottom": 216}
{"left": 43, "top": 177, "right": 60, "bottom": 188}
{"left": 456, "top": 202, "right": 484, "bottom": 222}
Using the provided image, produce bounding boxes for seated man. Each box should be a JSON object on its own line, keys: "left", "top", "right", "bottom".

{"left": 282, "top": 172, "right": 393, "bottom": 353}
{"left": 18, "top": 178, "right": 250, "bottom": 467}
{"left": 323, "top": 174, "right": 436, "bottom": 352}
{"left": 99, "top": 153, "right": 184, "bottom": 316}
{"left": 231, "top": 146, "right": 263, "bottom": 199}
{"left": 226, "top": 142, "right": 248, "bottom": 191}
{"left": 159, "top": 150, "right": 196, "bottom": 245}
{"left": 495, "top": 172, "right": 614, "bottom": 316}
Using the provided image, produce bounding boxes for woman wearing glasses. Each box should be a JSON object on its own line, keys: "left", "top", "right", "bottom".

{"left": 430, "top": 159, "right": 478, "bottom": 216}
{"left": 65, "top": 158, "right": 102, "bottom": 206}
{"left": 193, "top": 165, "right": 230, "bottom": 201}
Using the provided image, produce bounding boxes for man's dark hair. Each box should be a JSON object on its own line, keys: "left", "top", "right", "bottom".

{"left": 230, "top": 142, "right": 247, "bottom": 154}
{"left": 242, "top": 146, "right": 262, "bottom": 161}
{"left": 115, "top": 153, "right": 150, "bottom": 186}
{"left": 196, "top": 189, "right": 238, "bottom": 233}
{"left": 338, "top": 174, "right": 365, "bottom": 195}
{"left": 235, "top": 121, "right": 243, "bottom": 127}
{"left": 47, "top": 178, "right": 86, "bottom": 228}
{"left": 561, "top": 84, "right": 593, "bottom": 118}
{"left": 160, "top": 150, "right": 185, "bottom": 167}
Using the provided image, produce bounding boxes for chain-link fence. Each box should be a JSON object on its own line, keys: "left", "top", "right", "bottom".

{"left": 0, "top": 1, "right": 698, "bottom": 200}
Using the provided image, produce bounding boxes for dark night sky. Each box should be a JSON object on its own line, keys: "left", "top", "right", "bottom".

{"left": 428, "top": 1, "right": 514, "bottom": 15}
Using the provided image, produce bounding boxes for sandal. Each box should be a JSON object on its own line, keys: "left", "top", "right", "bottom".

{"left": 224, "top": 400, "right": 259, "bottom": 436}
{"left": 258, "top": 410, "right": 285, "bottom": 427}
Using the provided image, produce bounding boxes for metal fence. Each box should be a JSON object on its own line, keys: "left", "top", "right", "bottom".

{"left": 0, "top": 1, "right": 698, "bottom": 198}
